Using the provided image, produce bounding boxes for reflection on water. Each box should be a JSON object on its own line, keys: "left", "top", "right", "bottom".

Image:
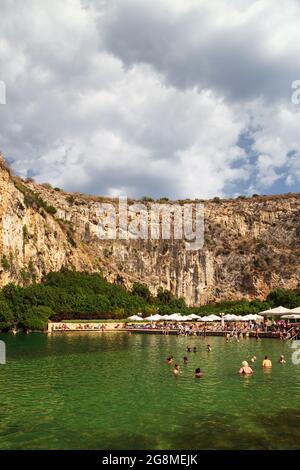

{"left": 0, "top": 332, "right": 299, "bottom": 449}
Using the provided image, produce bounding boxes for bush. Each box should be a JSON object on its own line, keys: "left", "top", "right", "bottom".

{"left": 1, "top": 255, "right": 10, "bottom": 271}
{"left": 20, "top": 306, "right": 53, "bottom": 330}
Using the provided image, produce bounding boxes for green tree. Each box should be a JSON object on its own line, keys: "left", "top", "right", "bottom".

{"left": 0, "top": 300, "right": 14, "bottom": 330}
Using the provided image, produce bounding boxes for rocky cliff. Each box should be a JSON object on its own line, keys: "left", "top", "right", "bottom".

{"left": 0, "top": 153, "right": 299, "bottom": 305}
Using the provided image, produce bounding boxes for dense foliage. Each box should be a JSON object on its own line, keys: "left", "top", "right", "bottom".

{"left": 0, "top": 269, "right": 298, "bottom": 331}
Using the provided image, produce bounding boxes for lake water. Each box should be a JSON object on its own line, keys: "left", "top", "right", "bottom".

{"left": 0, "top": 332, "right": 299, "bottom": 450}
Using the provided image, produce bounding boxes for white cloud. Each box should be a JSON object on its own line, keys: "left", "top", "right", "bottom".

{"left": 0, "top": 0, "right": 300, "bottom": 198}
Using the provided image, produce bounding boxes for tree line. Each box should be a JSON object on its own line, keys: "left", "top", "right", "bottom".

{"left": 0, "top": 269, "right": 299, "bottom": 331}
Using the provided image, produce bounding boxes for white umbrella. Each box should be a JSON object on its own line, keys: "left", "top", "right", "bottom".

{"left": 128, "top": 315, "right": 144, "bottom": 321}
{"left": 178, "top": 315, "right": 191, "bottom": 321}
{"left": 243, "top": 314, "right": 260, "bottom": 321}
{"left": 224, "top": 314, "right": 237, "bottom": 321}
{"left": 281, "top": 314, "right": 300, "bottom": 320}
{"left": 234, "top": 315, "right": 246, "bottom": 321}
{"left": 259, "top": 306, "right": 293, "bottom": 316}
{"left": 291, "top": 307, "right": 300, "bottom": 314}
{"left": 188, "top": 314, "right": 201, "bottom": 320}
{"left": 200, "top": 316, "right": 214, "bottom": 322}
{"left": 161, "top": 314, "right": 172, "bottom": 320}
{"left": 168, "top": 313, "right": 181, "bottom": 320}
{"left": 207, "top": 314, "right": 222, "bottom": 321}
{"left": 145, "top": 314, "right": 162, "bottom": 321}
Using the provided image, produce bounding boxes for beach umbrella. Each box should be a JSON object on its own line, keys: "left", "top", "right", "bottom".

{"left": 281, "top": 314, "right": 300, "bottom": 320}
{"left": 207, "top": 314, "right": 222, "bottom": 321}
{"left": 188, "top": 314, "right": 201, "bottom": 320}
{"left": 200, "top": 316, "right": 214, "bottom": 322}
{"left": 161, "top": 314, "right": 172, "bottom": 320}
{"left": 145, "top": 314, "right": 162, "bottom": 321}
{"left": 128, "top": 315, "right": 144, "bottom": 321}
{"left": 234, "top": 315, "right": 246, "bottom": 321}
{"left": 224, "top": 314, "right": 237, "bottom": 321}
{"left": 243, "top": 314, "right": 262, "bottom": 321}
{"left": 291, "top": 307, "right": 300, "bottom": 314}
{"left": 259, "top": 306, "right": 293, "bottom": 316}
{"left": 178, "top": 315, "right": 191, "bottom": 321}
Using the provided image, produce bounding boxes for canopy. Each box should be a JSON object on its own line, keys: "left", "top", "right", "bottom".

{"left": 199, "top": 316, "right": 214, "bottom": 322}
{"left": 291, "top": 307, "right": 300, "bottom": 314}
{"left": 128, "top": 315, "right": 144, "bottom": 321}
{"left": 259, "top": 306, "right": 293, "bottom": 316}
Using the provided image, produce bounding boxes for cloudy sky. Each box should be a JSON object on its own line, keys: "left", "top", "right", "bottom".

{"left": 1, "top": 0, "right": 300, "bottom": 199}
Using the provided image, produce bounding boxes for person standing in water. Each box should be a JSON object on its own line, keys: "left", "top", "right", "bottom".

{"left": 278, "top": 355, "right": 286, "bottom": 364}
{"left": 173, "top": 364, "right": 181, "bottom": 376}
{"left": 183, "top": 356, "right": 188, "bottom": 364}
{"left": 262, "top": 356, "right": 272, "bottom": 368}
{"left": 251, "top": 355, "right": 257, "bottom": 363}
{"left": 207, "top": 344, "right": 212, "bottom": 352}
{"left": 239, "top": 361, "right": 253, "bottom": 375}
{"left": 195, "top": 368, "right": 204, "bottom": 378}
{"left": 166, "top": 356, "right": 174, "bottom": 364}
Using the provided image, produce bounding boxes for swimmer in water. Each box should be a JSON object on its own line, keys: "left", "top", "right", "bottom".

{"left": 187, "top": 347, "right": 191, "bottom": 353}
{"left": 251, "top": 355, "right": 257, "bottom": 363}
{"left": 195, "top": 368, "right": 204, "bottom": 378}
{"left": 173, "top": 364, "right": 181, "bottom": 376}
{"left": 262, "top": 356, "right": 272, "bottom": 368}
{"left": 193, "top": 346, "right": 197, "bottom": 353}
{"left": 207, "top": 344, "right": 212, "bottom": 352}
{"left": 166, "top": 356, "right": 174, "bottom": 364}
{"left": 239, "top": 361, "right": 253, "bottom": 375}
{"left": 278, "top": 355, "right": 286, "bottom": 364}
{"left": 183, "top": 356, "right": 188, "bottom": 364}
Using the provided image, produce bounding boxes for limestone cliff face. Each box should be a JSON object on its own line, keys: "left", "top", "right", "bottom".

{"left": 0, "top": 154, "right": 299, "bottom": 305}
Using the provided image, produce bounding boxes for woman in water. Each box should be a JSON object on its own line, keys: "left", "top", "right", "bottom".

{"left": 239, "top": 361, "right": 253, "bottom": 375}
{"left": 195, "top": 368, "right": 204, "bottom": 378}
{"left": 173, "top": 364, "right": 181, "bottom": 376}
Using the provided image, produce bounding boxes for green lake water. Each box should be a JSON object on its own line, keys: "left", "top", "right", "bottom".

{"left": 0, "top": 332, "right": 299, "bottom": 450}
